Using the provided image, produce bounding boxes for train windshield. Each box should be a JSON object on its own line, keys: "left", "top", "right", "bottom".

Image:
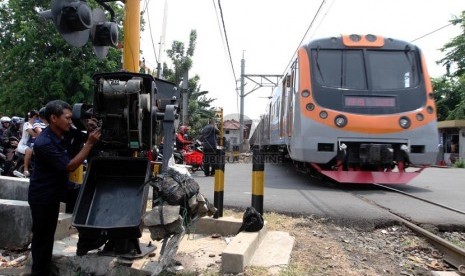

{"left": 313, "top": 49, "right": 420, "bottom": 90}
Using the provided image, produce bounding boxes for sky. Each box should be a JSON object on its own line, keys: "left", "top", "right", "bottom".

{"left": 140, "top": 0, "right": 465, "bottom": 120}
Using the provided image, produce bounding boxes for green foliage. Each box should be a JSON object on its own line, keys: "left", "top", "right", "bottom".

{"left": 433, "top": 11, "right": 465, "bottom": 121}
{"left": 432, "top": 76, "right": 465, "bottom": 121}
{"left": 454, "top": 158, "right": 465, "bottom": 168}
{"left": 162, "top": 30, "right": 216, "bottom": 137}
{"left": 438, "top": 11, "right": 465, "bottom": 78}
{"left": 0, "top": 0, "right": 123, "bottom": 117}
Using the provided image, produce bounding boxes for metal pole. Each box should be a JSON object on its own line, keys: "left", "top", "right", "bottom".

{"left": 239, "top": 55, "right": 245, "bottom": 152}
{"left": 123, "top": 0, "right": 140, "bottom": 73}
{"left": 182, "top": 70, "right": 189, "bottom": 125}
{"left": 157, "top": 0, "right": 168, "bottom": 78}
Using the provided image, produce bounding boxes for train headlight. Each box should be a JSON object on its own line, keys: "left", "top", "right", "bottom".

{"left": 426, "top": 106, "right": 434, "bottom": 114}
{"left": 399, "top": 116, "right": 411, "bottom": 129}
{"left": 349, "top": 34, "right": 361, "bottom": 42}
{"left": 301, "top": 90, "right": 310, "bottom": 98}
{"left": 334, "top": 115, "right": 347, "bottom": 128}
{"left": 416, "top": 113, "right": 424, "bottom": 121}
{"left": 319, "top": 111, "right": 328, "bottom": 119}
{"left": 306, "top": 103, "right": 315, "bottom": 111}
{"left": 365, "top": 34, "right": 377, "bottom": 42}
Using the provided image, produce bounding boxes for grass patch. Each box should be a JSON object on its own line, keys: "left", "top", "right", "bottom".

{"left": 454, "top": 158, "right": 465, "bottom": 168}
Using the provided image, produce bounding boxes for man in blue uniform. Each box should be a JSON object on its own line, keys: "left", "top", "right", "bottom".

{"left": 28, "top": 100, "right": 101, "bottom": 276}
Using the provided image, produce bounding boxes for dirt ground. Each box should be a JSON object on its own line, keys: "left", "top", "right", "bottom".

{"left": 1, "top": 209, "right": 462, "bottom": 276}
{"left": 168, "top": 210, "right": 459, "bottom": 276}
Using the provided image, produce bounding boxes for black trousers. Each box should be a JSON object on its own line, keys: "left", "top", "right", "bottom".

{"left": 203, "top": 148, "right": 217, "bottom": 176}
{"left": 29, "top": 202, "right": 60, "bottom": 276}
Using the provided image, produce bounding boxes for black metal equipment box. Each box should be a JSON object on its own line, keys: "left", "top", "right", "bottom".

{"left": 72, "top": 157, "right": 150, "bottom": 239}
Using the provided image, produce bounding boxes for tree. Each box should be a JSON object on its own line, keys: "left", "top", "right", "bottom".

{"left": 162, "top": 30, "right": 216, "bottom": 137}
{"left": 432, "top": 77, "right": 465, "bottom": 121}
{"left": 0, "top": 0, "right": 123, "bottom": 116}
{"left": 438, "top": 12, "right": 465, "bottom": 78}
{"left": 433, "top": 11, "right": 465, "bottom": 120}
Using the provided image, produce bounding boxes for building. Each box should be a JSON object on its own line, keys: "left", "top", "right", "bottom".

{"left": 223, "top": 119, "right": 252, "bottom": 151}
{"left": 437, "top": 120, "right": 465, "bottom": 165}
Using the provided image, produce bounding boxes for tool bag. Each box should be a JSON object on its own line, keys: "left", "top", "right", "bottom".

{"left": 237, "top": 206, "right": 264, "bottom": 233}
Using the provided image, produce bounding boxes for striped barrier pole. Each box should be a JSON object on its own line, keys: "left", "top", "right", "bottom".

{"left": 252, "top": 149, "right": 264, "bottom": 215}
{"left": 214, "top": 148, "right": 225, "bottom": 218}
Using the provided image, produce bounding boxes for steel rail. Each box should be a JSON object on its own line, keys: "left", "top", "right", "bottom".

{"left": 396, "top": 215, "right": 465, "bottom": 273}
{"left": 356, "top": 194, "right": 465, "bottom": 272}
{"left": 373, "top": 183, "right": 465, "bottom": 215}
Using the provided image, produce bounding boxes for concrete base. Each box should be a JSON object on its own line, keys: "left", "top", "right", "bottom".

{"left": 55, "top": 213, "right": 76, "bottom": 241}
{"left": 0, "top": 176, "right": 30, "bottom": 201}
{"left": 0, "top": 199, "right": 32, "bottom": 249}
{"left": 15, "top": 217, "right": 294, "bottom": 275}
{"left": 191, "top": 216, "right": 242, "bottom": 236}
{"left": 0, "top": 199, "right": 74, "bottom": 249}
{"left": 250, "top": 231, "right": 295, "bottom": 267}
{"left": 222, "top": 224, "right": 268, "bottom": 274}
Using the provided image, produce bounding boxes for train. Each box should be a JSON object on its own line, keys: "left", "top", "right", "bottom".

{"left": 250, "top": 34, "right": 439, "bottom": 184}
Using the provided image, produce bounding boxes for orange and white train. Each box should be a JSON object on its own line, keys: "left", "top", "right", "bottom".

{"left": 250, "top": 34, "right": 439, "bottom": 184}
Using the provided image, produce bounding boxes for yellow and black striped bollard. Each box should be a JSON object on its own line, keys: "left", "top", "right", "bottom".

{"left": 252, "top": 149, "right": 264, "bottom": 214}
{"left": 214, "top": 149, "right": 225, "bottom": 218}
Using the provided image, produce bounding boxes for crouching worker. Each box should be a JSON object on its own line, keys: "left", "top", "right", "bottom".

{"left": 28, "top": 100, "right": 101, "bottom": 276}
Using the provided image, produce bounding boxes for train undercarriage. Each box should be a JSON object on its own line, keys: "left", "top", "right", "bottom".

{"left": 277, "top": 142, "right": 427, "bottom": 185}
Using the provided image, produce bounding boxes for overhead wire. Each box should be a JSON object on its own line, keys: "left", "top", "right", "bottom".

{"left": 411, "top": 23, "right": 454, "bottom": 43}
{"left": 309, "top": 0, "right": 335, "bottom": 41}
{"left": 281, "top": 0, "right": 328, "bottom": 77}
{"left": 213, "top": 0, "right": 240, "bottom": 112}
{"left": 143, "top": 0, "right": 159, "bottom": 64}
{"left": 217, "top": 0, "right": 238, "bottom": 87}
{"left": 212, "top": 0, "right": 227, "bottom": 55}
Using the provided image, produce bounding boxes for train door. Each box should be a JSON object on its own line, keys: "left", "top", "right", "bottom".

{"left": 287, "top": 70, "right": 295, "bottom": 137}
{"left": 264, "top": 102, "right": 271, "bottom": 142}
{"left": 280, "top": 77, "right": 287, "bottom": 138}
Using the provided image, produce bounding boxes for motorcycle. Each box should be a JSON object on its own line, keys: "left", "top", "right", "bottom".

{"left": 1, "top": 137, "right": 20, "bottom": 177}
{"left": 0, "top": 147, "right": 5, "bottom": 175}
{"left": 11, "top": 150, "right": 34, "bottom": 178}
{"left": 182, "top": 140, "right": 204, "bottom": 172}
{"left": 156, "top": 140, "right": 204, "bottom": 172}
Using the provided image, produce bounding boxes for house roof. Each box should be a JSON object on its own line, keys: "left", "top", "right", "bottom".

{"left": 437, "top": 120, "right": 465, "bottom": 129}
{"left": 224, "top": 119, "right": 248, "bottom": 130}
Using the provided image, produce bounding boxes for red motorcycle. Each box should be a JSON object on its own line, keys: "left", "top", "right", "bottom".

{"left": 181, "top": 140, "right": 204, "bottom": 172}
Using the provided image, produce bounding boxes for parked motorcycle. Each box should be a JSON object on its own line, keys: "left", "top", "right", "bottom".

{"left": 1, "top": 137, "right": 19, "bottom": 177}
{"left": 11, "top": 151, "right": 33, "bottom": 178}
{"left": 0, "top": 147, "right": 6, "bottom": 175}
{"left": 181, "top": 140, "right": 204, "bottom": 172}
{"left": 156, "top": 140, "right": 204, "bottom": 172}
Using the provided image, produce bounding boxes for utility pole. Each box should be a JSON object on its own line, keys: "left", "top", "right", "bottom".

{"left": 239, "top": 54, "right": 245, "bottom": 151}
{"left": 182, "top": 70, "right": 189, "bottom": 125}
{"left": 239, "top": 54, "right": 281, "bottom": 152}
{"left": 157, "top": 0, "right": 168, "bottom": 78}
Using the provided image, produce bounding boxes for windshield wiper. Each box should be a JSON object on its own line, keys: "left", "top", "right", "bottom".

{"left": 315, "top": 46, "right": 326, "bottom": 84}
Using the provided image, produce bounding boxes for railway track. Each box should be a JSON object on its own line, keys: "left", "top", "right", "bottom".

{"left": 356, "top": 184, "right": 465, "bottom": 273}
